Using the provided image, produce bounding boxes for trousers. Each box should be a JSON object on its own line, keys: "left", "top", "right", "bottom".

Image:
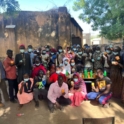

{"left": 7, "top": 79, "right": 18, "bottom": 100}
{"left": 0, "top": 79, "right": 9, "bottom": 103}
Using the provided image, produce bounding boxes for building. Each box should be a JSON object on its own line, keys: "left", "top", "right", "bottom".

{"left": 0, "top": 7, "right": 83, "bottom": 58}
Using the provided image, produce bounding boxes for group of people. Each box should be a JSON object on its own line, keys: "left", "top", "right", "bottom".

{"left": 0, "top": 43, "right": 124, "bottom": 113}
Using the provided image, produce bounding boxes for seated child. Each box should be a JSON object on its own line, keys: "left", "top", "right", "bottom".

{"left": 17, "top": 73, "right": 34, "bottom": 109}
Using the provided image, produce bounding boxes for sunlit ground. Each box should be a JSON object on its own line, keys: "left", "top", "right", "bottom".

{"left": 0, "top": 98, "right": 124, "bottom": 124}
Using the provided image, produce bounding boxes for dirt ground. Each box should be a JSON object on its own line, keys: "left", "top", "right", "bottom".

{"left": 0, "top": 98, "right": 124, "bottom": 124}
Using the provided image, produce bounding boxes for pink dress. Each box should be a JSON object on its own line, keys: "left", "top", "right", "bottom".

{"left": 69, "top": 73, "right": 87, "bottom": 106}
{"left": 17, "top": 78, "right": 34, "bottom": 104}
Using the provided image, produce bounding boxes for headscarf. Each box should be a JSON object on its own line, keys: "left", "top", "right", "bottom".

{"left": 73, "top": 73, "right": 87, "bottom": 94}
{"left": 63, "top": 57, "right": 71, "bottom": 74}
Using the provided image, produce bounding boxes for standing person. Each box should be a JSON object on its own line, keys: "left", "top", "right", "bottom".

{"left": 75, "top": 48, "right": 84, "bottom": 72}
{"left": 69, "top": 73, "right": 87, "bottom": 107}
{"left": 110, "top": 46, "right": 123, "bottom": 98}
{"left": 92, "top": 46, "right": 103, "bottom": 71}
{"left": 15, "top": 45, "right": 31, "bottom": 83}
{"left": 0, "top": 61, "right": 9, "bottom": 107}
{"left": 102, "top": 46, "right": 112, "bottom": 77}
{"left": 57, "top": 46, "right": 65, "bottom": 66}
{"left": 63, "top": 57, "right": 71, "bottom": 75}
{"left": 27, "top": 45, "right": 35, "bottom": 67}
{"left": 31, "top": 57, "right": 46, "bottom": 78}
{"left": 41, "top": 48, "right": 49, "bottom": 69}
{"left": 70, "top": 59, "right": 77, "bottom": 74}
{"left": 3, "top": 50, "right": 18, "bottom": 103}
{"left": 47, "top": 75, "right": 71, "bottom": 113}
{"left": 87, "top": 68, "right": 112, "bottom": 107}
{"left": 17, "top": 73, "right": 34, "bottom": 109}
{"left": 121, "top": 52, "right": 124, "bottom": 103}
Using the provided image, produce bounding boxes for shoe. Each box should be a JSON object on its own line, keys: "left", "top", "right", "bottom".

{"left": 0, "top": 103, "right": 4, "bottom": 107}
{"left": 10, "top": 99, "right": 17, "bottom": 103}
{"left": 35, "top": 101, "right": 39, "bottom": 108}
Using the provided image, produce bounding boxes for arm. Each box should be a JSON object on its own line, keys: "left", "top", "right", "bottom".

{"left": 19, "top": 82, "right": 24, "bottom": 94}
{"left": 63, "top": 84, "right": 69, "bottom": 98}
{"left": 47, "top": 84, "right": 56, "bottom": 103}
{"left": 98, "top": 84, "right": 111, "bottom": 96}
{"left": 3, "top": 60, "right": 11, "bottom": 72}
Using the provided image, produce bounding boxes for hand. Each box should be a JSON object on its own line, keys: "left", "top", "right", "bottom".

{"left": 97, "top": 57, "right": 101, "bottom": 60}
{"left": 35, "top": 82, "right": 39, "bottom": 86}
{"left": 112, "top": 61, "right": 118, "bottom": 65}
{"left": 122, "top": 72, "right": 124, "bottom": 77}
{"left": 96, "top": 94, "right": 101, "bottom": 101}
{"left": 62, "top": 92, "right": 66, "bottom": 96}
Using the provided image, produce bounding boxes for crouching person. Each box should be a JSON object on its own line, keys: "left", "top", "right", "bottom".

{"left": 86, "top": 68, "right": 112, "bottom": 107}
{"left": 33, "top": 70, "right": 48, "bottom": 107}
{"left": 17, "top": 73, "right": 34, "bottom": 109}
{"left": 47, "top": 75, "right": 71, "bottom": 113}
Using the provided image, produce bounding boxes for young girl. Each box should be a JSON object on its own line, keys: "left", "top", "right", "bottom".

{"left": 17, "top": 73, "right": 34, "bottom": 108}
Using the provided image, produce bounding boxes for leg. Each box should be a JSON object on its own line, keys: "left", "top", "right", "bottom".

{"left": 86, "top": 92, "right": 99, "bottom": 100}
{"left": 47, "top": 99, "right": 54, "bottom": 113}
{"left": 33, "top": 88, "right": 39, "bottom": 107}
{"left": 39, "top": 89, "right": 48, "bottom": 100}
{"left": 8, "top": 79, "right": 14, "bottom": 101}
{"left": 13, "top": 79, "right": 18, "bottom": 98}
{"left": 0, "top": 79, "right": 9, "bottom": 102}
{"left": 57, "top": 96, "right": 71, "bottom": 106}
{"left": 98, "top": 93, "right": 112, "bottom": 105}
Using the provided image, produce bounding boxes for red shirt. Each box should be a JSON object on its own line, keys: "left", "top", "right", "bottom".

{"left": 49, "top": 73, "right": 67, "bottom": 83}
{"left": 31, "top": 64, "right": 46, "bottom": 78}
{"left": 3, "top": 57, "right": 17, "bottom": 79}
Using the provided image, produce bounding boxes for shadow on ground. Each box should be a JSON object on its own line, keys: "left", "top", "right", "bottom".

{"left": 0, "top": 98, "right": 124, "bottom": 124}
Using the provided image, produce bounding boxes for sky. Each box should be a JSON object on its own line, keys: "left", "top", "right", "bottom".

{"left": 17, "top": 0, "right": 99, "bottom": 35}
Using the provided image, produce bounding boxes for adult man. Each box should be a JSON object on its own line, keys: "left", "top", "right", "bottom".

{"left": 47, "top": 75, "right": 71, "bottom": 113}
{"left": 3, "top": 50, "right": 18, "bottom": 103}
{"left": 0, "top": 61, "right": 9, "bottom": 107}
{"left": 87, "top": 68, "right": 112, "bottom": 107}
{"left": 27, "top": 45, "right": 35, "bottom": 67}
{"left": 15, "top": 45, "right": 31, "bottom": 83}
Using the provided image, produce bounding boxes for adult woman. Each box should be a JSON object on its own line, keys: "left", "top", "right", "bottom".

{"left": 69, "top": 73, "right": 87, "bottom": 106}
{"left": 31, "top": 57, "right": 46, "bottom": 78}
{"left": 110, "top": 46, "right": 123, "bottom": 98}
{"left": 70, "top": 59, "right": 76, "bottom": 74}
{"left": 17, "top": 73, "right": 34, "bottom": 108}
{"left": 57, "top": 46, "right": 65, "bottom": 66}
{"left": 63, "top": 57, "right": 71, "bottom": 75}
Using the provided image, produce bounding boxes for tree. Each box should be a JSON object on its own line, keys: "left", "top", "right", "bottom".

{"left": 73, "top": 0, "right": 124, "bottom": 40}
{"left": 0, "top": 0, "right": 20, "bottom": 19}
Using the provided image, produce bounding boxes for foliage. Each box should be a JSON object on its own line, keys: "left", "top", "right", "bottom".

{"left": 73, "top": 0, "right": 124, "bottom": 40}
{"left": 0, "top": 0, "right": 20, "bottom": 18}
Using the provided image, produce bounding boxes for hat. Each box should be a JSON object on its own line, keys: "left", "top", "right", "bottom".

{"left": 19, "top": 44, "right": 25, "bottom": 49}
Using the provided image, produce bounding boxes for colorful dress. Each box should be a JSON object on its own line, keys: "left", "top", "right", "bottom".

{"left": 69, "top": 73, "right": 87, "bottom": 106}
{"left": 17, "top": 78, "right": 34, "bottom": 104}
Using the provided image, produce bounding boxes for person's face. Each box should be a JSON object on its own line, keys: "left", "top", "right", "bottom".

{"left": 7, "top": 52, "right": 13, "bottom": 58}
{"left": 58, "top": 76, "right": 63, "bottom": 87}
{"left": 28, "top": 46, "right": 33, "bottom": 52}
{"left": 20, "top": 46, "right": 25, "bottom": 53}
{"left": 39, "top": 72, "right": 43, "bottom": 78}
{"left": 35, "top": 59, "right": 40, "bottom": 64}
{"left": 73, "top": 75, "right": 78, "bottom": 82}
{"left": 96, "top": 70, "right": 102, "bottom": 78}
{"left": 56, "top": 67, "right": 61, "bottom": 72}
{"left": 23, "top": 74, "right": 29, "bottom": 79}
